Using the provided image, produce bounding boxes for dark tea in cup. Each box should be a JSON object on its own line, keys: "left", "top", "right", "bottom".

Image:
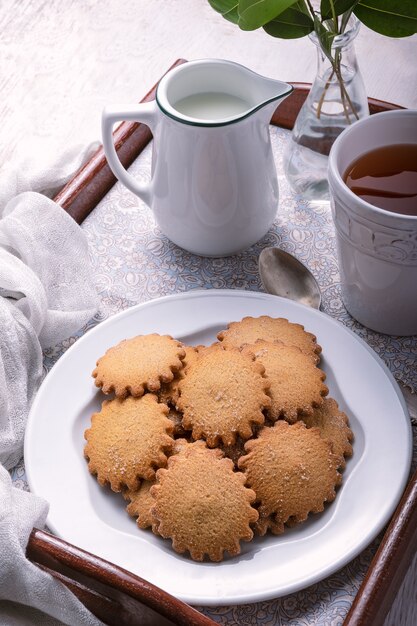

{"left": 328, "top": 109, "right": 417, "bottom": 335}
{"left": 343, "top": 144, "right": 417, "bottom": 216}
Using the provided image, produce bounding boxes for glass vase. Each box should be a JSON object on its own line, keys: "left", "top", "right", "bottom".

{"left": 284, "top": 16, "right": 369, "bottom": 201}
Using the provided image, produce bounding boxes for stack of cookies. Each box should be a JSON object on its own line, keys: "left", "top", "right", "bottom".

{"left": 84, "top": 316, "right": 353, "bottom": 562}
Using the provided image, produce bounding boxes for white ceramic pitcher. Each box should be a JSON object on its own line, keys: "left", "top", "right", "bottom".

{"left": 102, "top": 60, "right": 292, "bottom": 257}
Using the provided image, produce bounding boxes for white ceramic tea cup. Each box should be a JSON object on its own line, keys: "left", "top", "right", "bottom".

{"left": 328, "top": 109, "right": 417, "bottom": 335}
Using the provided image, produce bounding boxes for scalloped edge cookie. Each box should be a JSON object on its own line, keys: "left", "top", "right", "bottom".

{"left": 125, "top": 480, "right": 156, "bottom": 529}
{"left": 84, "top": 394, "right": 174, "bottom": 492}
{"left": 300, "top": 397, "right": 354, "bottom": 468}
{"left": 238, "top": 421, "right": 341, "bottom": 535}
{"left": 158, "top": 345, "right": 200, "bottom": 406}
{"left": 177, "top": 344, "right": 271, "bottom": 446}
{"left": 218, "top": 316, "right": 321, "bottom": 363}
{"left": 151, "top": 440, "right": 258, "bottom": 561}
{"left": 92, "top": 334, "right": 186, "bottom": 398}
{"left": 242, "top": 340, "right": 328, "bottom": 422}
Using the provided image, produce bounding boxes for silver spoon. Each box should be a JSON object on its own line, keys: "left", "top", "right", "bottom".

{"left": 258, "top": 247, "right": 321, "bottom": 309}
{"left": 0, "top": 287, "right": 25, "bottom": 301}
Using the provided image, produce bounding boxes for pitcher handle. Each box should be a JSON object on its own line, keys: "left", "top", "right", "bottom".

{"left": 101, "top": 102, "right": 158, "bottom": 206}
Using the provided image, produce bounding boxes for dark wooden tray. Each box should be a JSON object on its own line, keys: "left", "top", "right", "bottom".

{"left": 26, "top": 59, "right": 416, "bottom": 626}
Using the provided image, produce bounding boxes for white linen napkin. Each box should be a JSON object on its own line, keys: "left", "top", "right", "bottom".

{"left": 0, "top": 144, "right": 103, "bottom": 625}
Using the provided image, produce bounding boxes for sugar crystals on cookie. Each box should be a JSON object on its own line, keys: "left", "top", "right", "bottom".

{"left": 84, "top": 394, "right": 174, "bottom": 492}
{"left": 177, "top": 344, "right": 271, "bottom": 446}
{"left": 158, "top": 345, "right": 199, "bottom": 406}
{"left": 218, "top": 315, "right": 321, "bottom": 362}
{"left": 301, "top": 397, "right": 354, "bottom": 468}
{"left": 238, "top": 421, "right": 341, "bottom": 536}
{"left": 242, "top": 340, "right": 328, "bottom": 423}
{"left": 125, "top": 480, "right": 156, "bottom": 529}
{"left": 92, "top": 333, "right": 186, "bottom": 398}
{"left": 151, "top": 440, "right": 258, "bottom": 562}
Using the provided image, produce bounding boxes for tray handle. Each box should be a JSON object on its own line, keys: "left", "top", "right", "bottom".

{"left": 343, "top": 466, "right": 417, "bottom": 625}
{"left": 27, "top": 528, "right": 216, "bottom": 626}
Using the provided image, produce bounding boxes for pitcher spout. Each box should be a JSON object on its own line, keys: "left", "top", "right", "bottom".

{"left": 248, "top": 72, "right": 293, "bottom": 113}
{"left": 248, "top": 75, "right": 293, "bottom": 123}
{"left": 156, "top": 59, "right": 293, "bottom": 127}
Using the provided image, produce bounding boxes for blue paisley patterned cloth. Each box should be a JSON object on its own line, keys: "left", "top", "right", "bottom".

{"left": 11, "top": 126, "right": 417, "bottom": 625}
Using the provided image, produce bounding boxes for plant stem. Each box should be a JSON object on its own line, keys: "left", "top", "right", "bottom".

{"left": 340, "top": 77, "right": 360, "bottom": 121}
{"left": 305, "top": 0, "right": 315, "bottom": 20}
{"left": 334, "top": 49, "right": 359, "bottom": 121}
{"left": 329, "top": 0, "right": 338, "bottom": 33}
{"left": 316, "top": 67, "right": 335, "bottom": 119}
{"left": 314, "top": 10, "right": 360, "bottom": 124}
{"left": 334, "top": 50, "right": 351, "bottom": 123}
{"left": 315, "top": 50, "right": 359, "bottom": 124}
{"left": 337, "top": 71, "right": 352, "bottom": 123}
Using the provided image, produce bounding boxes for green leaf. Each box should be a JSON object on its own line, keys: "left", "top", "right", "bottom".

{"left": 238, "top": 0, "right": 299, "bottom": 30}
{"left": 263, "top": 2, "right": 314, "bottom": 38}
{"left": 354, "top": 0, "right": 417, "bottom": 37}
{"left": 208, "top": 0, "right": 239, "bottom": 24}
{"left": 320, "top": 0, "right": 357, "bottom": 20}
{"left": 340, "top": 5, "right": 358, "bottom": 32}
{"left": 314, "top": 14, "right": 337, "bottom": 62}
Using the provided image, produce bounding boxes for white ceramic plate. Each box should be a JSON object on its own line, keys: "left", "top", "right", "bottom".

{"left": 25, "top": 290, "right": 412, "bottom": 606}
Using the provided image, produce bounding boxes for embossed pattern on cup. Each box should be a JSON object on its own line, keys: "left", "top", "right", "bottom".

{"left": 328, "top": 110, "right": 417, "bottom": 335}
